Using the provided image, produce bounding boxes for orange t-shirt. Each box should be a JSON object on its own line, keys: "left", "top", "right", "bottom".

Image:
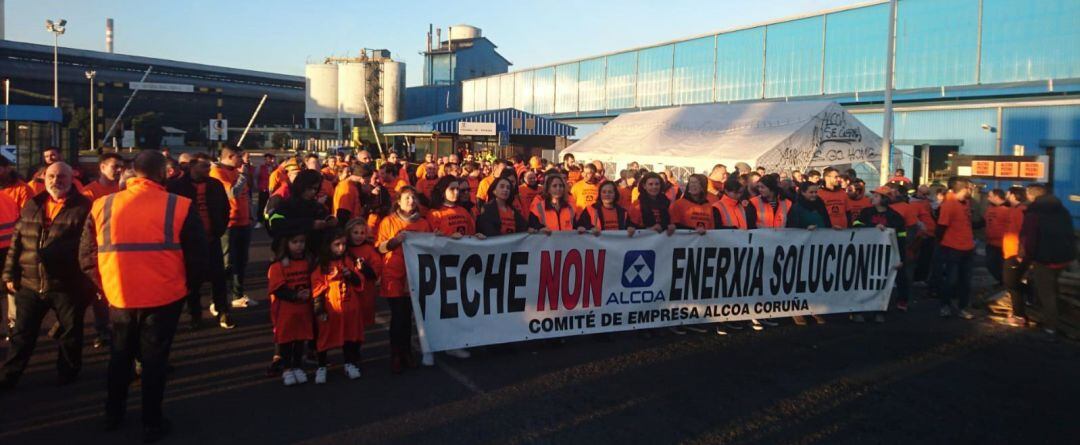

{"left": 670, "top": 198, "right": 718, "bottom": 230}
{"left": 475, "top": 176, "right": 496, "bottom": 203}
{"left": 1002, "top": 204, "right": 1025, "bottom": 259}
{"left": 818, "top": 187, "right": 849, "bottom": 228}
{"left": 570, "top": 180, "right": 600, "bottom": 211}
{"left": 938, "top": 193, "right": 974, "bottom": 251}
{"left": 847, "top": 195, "right": 872, "bottom": 222}
{"left": 267, "top": 259, "right": 315, "bottom": 343}
{"left": 333, "top": 181, "right": 361, "bottom": 221}
{"left": 983, "top": 204, "right": 1010, "bottom": 247}
{"left": 210, "top": 164, "right": 251, "bottom": 228}
{"left": 82, "top": 180, "right": 119, "bottom": 202}
{"left": 586, "top": 206, "right": 621, "bottom": 230}
{"left": 427, "top": 205, "right": 476, "bottom": 236}
{"left": 376, "top": 213, "right": 432, "bottom": 297}
{"left": 517, "top": 185, "right": 540, "bottom": 215}
{"left": 1, "top": 180, "right": 35, "bottom": 209}
{"left": 496, "top": 205, "right": 519, "bottom": 234}
{"left": 43, "top": 196, "right": 65, "bottom": 231}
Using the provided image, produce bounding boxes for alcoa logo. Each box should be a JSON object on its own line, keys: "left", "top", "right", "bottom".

{"left": 622, "top": 250, "right": 655, "bottom": 288}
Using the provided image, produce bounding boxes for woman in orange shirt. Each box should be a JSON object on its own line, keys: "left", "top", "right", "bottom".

{"left": 427, "top": 176, "right": 486, "bottom": 241}
{"left": 633, "top": 172, "right": 676, "bottom": 235}
{"left": 528, "top": 174, "right": 576, "bottom": 234}
{"left": 477, "top": 176, "right": 528, "bottom": 236}
{"left": 669, "top": 174, "right": 721, "bottom": 235}
{"left": 375, "top": 186, "right": 433, "bottom": 374}
{"left": 575, "top": 181, "right": 636, "bottom": 237}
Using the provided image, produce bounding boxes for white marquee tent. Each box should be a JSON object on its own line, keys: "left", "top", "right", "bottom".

{"left": 562, "top": 101, "right": 882, "bottom": 178}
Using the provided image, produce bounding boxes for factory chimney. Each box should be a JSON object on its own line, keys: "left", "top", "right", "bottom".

{"left": 105, "top": 18, "right": 114, "bottom": 53}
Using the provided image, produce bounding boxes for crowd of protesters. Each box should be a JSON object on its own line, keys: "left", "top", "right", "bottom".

{"left": 0, "top": 144, "right": 1074, "bottom": 441}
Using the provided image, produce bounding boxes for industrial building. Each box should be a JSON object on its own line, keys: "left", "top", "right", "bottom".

{"left": 458, "top": 0, "right": 1080, "bottom": 221}
{"left": 404, "top": 24, "right": 511, "bottom": 119}
{"left": 303, "top": 49, "right": 405, "bottom": 142}
{"left": 0, "top": 29, "right": 305, "bottom": 160}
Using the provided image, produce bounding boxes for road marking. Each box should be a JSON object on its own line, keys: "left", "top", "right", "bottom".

{"left": 436, "top": 358, "right": 485, "bottom": 395}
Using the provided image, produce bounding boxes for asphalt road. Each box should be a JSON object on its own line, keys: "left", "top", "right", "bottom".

{"left": 1, "top": 233, "right": 1078, "bottom": 445}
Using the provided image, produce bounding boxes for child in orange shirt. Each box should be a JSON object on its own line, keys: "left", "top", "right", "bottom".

{"left": 267, "top": 232, "right": 314, "bottom": 386}
{"left": 311, "top": 228, "right": 376, "bottom": 384}
{"left": 345, "top": 219, "right": 382, "bottom": 327}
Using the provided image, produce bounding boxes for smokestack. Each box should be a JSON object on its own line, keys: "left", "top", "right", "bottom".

{"left": 436, "top": 28, "right": 441, "bottom": 48}
{"left": 426, "top": 23, "right": 432, "bottom": 53}
{"left": 105, "top": 18, "right": 114, "bottom": 53}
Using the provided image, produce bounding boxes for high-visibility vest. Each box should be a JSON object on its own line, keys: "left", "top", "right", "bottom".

{"left": 750, "top": 196, "right": 791, "bottom": 228}
{"left": 0, "top": 192, "right": 18, "bottom": 249}
{"left": 714, "top": 195, "right": 748, "bottom": 230}
{"left": 92, "top": 177, "right": 191, "bottom": 309}
{"left": 532, "top": 201, "right": 575, "bottom": 231}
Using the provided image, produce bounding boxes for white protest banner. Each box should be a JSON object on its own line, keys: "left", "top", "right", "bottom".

{"left": 405, "top": 228, "right": 899, "bottom": 353}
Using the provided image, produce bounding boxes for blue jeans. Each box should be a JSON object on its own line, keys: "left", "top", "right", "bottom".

{"left": 938, "top": 246, "right": 974, "bottom": 310}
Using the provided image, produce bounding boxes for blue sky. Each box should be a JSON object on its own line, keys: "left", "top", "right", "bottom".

{"left": 6, "top": 0, "right": 866, "bottom": 86}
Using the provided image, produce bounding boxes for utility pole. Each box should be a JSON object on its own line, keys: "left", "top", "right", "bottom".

{"left": 86, "top": 70, "right": 97, "bottom": 152}
{"left": 879, "top": 0, "right": 897, "bottom": 186}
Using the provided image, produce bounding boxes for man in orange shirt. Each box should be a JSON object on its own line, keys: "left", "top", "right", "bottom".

{"left": 818, "top": 167, "right": 849, "bottom": 228}
{"left": 932, "top": 177, "right": 976, "bottom": 319}
{"left": 82, "top": 153, "right": 125, "bottom": 202}
{"left": 846, "top": 179, "right": 871, "bottom": 222}
{"left": 0, "top": 157, "right": 34, "bottom": 209}
{"left": 31, "top": 147, "right": 84, "bottom": 195}
{"left": 569, "top": 163, "right": 601, "bottom": 211}
{"left": 211, "top": 146, "right": 256, "bottom": 309}
{"left": 983, "top": 189, "right": 1010, "bottom": 285}
{"left": 0, "top": 163, "right": 93, "bottom": 390}
{"left": 475, "top": 160, "right": 507, "bottom": 205}
{"left": 1001, "top": 186, "right": 1028, "bottom": 326}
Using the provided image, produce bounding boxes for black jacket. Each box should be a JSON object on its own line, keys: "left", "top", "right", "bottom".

{"left": 1021, "top": 194, "right": 1077, "bottom": 264}
{"left": 167, "top": 175, "right": 231, "bottom": 239}
{"left": 2, "top": 189, "right": 94, "bottom": 296}
{"left": 786, "top": 196, "right": 831, "bottom": 229}
{"left": 476, "top": 201, "right": 528, "bottom": 236}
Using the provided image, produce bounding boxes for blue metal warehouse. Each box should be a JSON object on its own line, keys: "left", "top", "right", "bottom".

{"left": 458, "top": 0, "right": 1080, "bottom": 222}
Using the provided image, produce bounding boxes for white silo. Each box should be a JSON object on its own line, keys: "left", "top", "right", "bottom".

{"left": 380, "top": 60, "right": 405, "bottom": 124}
{"left": 448, "top": 25, "right": 481, "bottom": 41}
{"left": 304, "top": 64, "right": 339, "bottom": 122}
{"left": 337, "top": 63, "right": 369, "bottom": 119}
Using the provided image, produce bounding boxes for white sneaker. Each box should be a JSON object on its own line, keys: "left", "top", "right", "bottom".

{"left": 292, "top": 368, "right": 308, "bottom": 384}
{"left": 344, "top": 363, "right": 362, "bottom": 380}
{"left": 669, "top": 326, "right": 687, "bottom": 335}
{"left": 209, "top": 303, "right": 219, "bottom": 317}
{"left": 750, "top": 320, "right": 765, "bottom": 331}
{"left": 421, "top": 352, "right": 435, "bottom": 366}
{"left": 282, "top": 370, "right": 297, "bottom": 387}
{"left": 758, "top": 318, "right": 779, "bottom": 327}
{"left": 253, "top": 222, "right": 263, "bottom": 229}
{"left": 957, "top": 309, "right": 975, "bottom": 320}
{"left": 714, "top": 325, "right": 729, "bottom": 336}
{"left": 685, "top": 325, "right": 708, "bottom": 334}
{"left": 231, "top": 296, "right": 259, "bottom": 308}
{"left": 314, "top": 367, "right": 327, "bottom": 384}
{"left": 445, "top": 348, "right": 471, "bottom": 359}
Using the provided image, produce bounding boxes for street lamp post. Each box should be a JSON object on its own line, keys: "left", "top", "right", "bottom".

{"left": 86, "top": 70, "right": 96, "bottom": 153}
{"left": 45, "top": 19, "right": 66, "bottom": 146}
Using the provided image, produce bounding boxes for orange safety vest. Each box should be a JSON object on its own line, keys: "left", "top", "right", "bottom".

{"left": 0, "top": 192, "right": 18, "bottom": 249}
{"left": 750, "top": 196, "right": 791, "bottom": 228}
{"left": 532, "top": 201, "right": 575, "bottom": 231}
{"left": 92, "top": 178, "right": 190, "bottom": 309}
{"left": 714, "top": 195, "right": 748, "bottom": 230}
